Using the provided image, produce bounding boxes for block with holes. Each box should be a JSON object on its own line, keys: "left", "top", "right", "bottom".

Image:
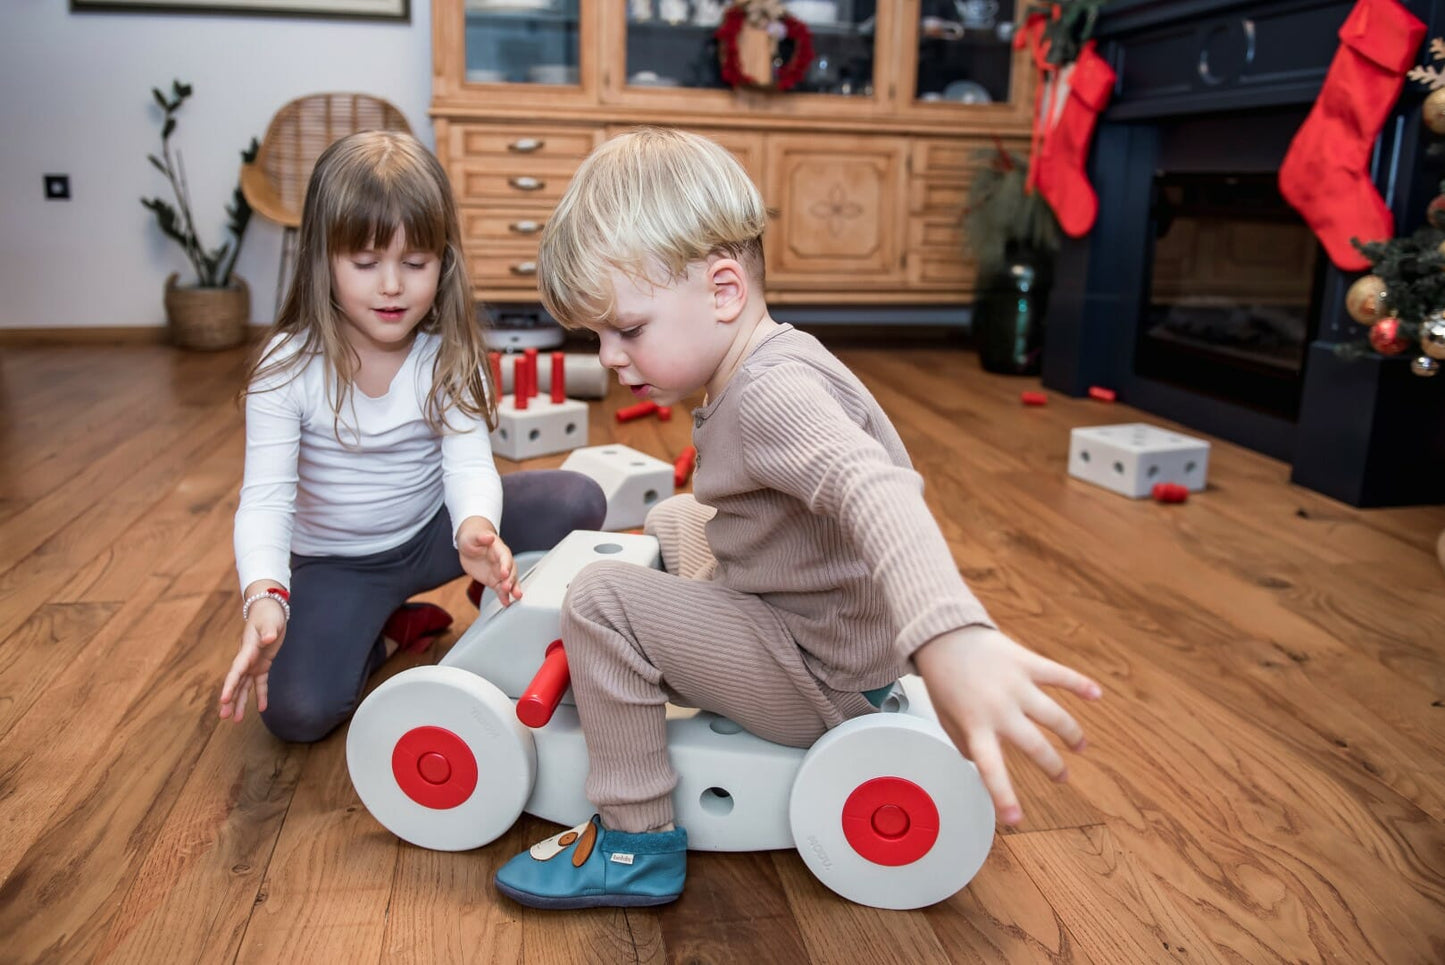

{"left": 490, "top": 395, "right": 589, "bottom": 461}
{"left": 559, "top": 444, "right": 674, "bottom": 530}
{"left": 1067, "top": 423, "right": 1210, "bottom": 499}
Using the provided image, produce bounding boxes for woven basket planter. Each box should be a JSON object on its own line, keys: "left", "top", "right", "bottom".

{"left": 164, "top": 273, "right": 250, "bottom": 350}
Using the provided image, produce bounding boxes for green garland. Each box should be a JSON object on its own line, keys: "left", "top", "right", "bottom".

{"left": 1026, "top": 0, "right": 1108, "bottom": 67}
{"left": 963, "top": 143, "right": 1060, "bottom": 275}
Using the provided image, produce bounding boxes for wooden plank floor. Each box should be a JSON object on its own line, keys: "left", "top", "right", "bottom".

{"left": 1, "top": 339, "right": 1443, "bottom": 964}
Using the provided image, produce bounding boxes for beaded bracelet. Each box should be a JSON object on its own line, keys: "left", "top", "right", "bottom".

{"left": 242, "top": 586, "right": 291, "bottom": 622}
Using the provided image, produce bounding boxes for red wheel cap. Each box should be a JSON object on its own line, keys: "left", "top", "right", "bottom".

{"left": 841, "top": 777, "right": 940, "bottom": 866}
{"left": 392, "top": 726, "right": 478, "bottom": 810}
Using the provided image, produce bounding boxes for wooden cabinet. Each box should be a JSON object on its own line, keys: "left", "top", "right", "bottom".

{"left": 433, "top": 0, "right": 1034, "bottom": 307}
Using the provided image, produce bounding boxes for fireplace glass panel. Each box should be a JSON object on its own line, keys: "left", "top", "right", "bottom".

{"left": 1140, "top": 172, "right": 1323, "bottom": 418}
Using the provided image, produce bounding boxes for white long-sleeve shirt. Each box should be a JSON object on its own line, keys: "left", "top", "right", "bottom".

{"left": 233, "top": 332, "right": 503, "bottom": 591}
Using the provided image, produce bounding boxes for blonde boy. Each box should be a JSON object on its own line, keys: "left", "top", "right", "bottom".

{"left": 493, "top": 128, "right": 1101, "bottom": 910}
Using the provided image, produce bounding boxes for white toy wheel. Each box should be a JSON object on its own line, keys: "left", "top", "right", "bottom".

{"left": 788, "top": 714, "right": 995, "bottom": 909}
{"left": 346, "top": 665, "right": 535, "bottom": 851}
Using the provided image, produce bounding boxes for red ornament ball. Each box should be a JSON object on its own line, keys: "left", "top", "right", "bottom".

{"left": 1429, "top": 194, "right": 1445, "bottom": 230}
{"left": 1368, "top": 317, "right": 1412, "bottom": 356}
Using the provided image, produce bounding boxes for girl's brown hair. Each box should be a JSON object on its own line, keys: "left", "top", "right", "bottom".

{"left": 244, "top": 130, "right": 497, "bottom": 432}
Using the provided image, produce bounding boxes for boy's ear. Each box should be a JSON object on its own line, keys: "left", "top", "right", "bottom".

{"left": 708, "top": 258, "right": 748, "bottom": 323}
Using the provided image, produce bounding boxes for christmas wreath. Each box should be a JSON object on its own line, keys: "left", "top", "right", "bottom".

{"left": 715, "top": 3, "right": 814, "bottom": 92}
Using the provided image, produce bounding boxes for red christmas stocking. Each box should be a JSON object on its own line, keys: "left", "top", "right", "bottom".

{"left": 1034, "top": 40, "right": 1117, "bottom": 238}
{"left": 1278, "top": 0, "right": 1425, "bottom": 271}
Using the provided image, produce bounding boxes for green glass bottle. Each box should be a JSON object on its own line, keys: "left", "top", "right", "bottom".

{"left": 973, "top": 247, "right": 1051, "bottom": 375}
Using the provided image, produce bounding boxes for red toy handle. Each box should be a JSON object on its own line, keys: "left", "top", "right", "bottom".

{"left": 516, "top": 640, "right": 570, "bottom": 729}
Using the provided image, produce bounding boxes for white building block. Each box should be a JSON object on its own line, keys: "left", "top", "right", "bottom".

{"left": 497, "top": 352, "right": 610, "bottom": 399}
{"left": 490, "top": 395, "right": 589, "bottom": 461}
{"left": 560, "top": 444, "right": 674, "bottom": 530}
{"left": 1067, "top": 423, "right": 1210, "bottom": 498}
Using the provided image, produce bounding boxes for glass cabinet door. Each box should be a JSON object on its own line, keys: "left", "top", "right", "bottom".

{"left": 464, "top": 0, "right": 582, "bottom": 87}
{"left": 913, "top": 0, "right": 1016, "bottom": 106}
{"left": 621, "top": 0, "right": 878, "bottom": 99}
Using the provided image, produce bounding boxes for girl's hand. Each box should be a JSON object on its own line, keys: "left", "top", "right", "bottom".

{"left": 458, "top": 516, "right": 522, "bottom": 607}
{"left": 912, "top": 625, "right": 1102, "bottom": 826}
{"left": 219, "top": 595, "right": 287, "bottom": 723}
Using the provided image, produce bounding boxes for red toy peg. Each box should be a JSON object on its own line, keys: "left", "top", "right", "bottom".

{"left": 550, "top": 351, "right": 566, "bottom": 403}
{"left": 1151, "top": 482, "right": 1189, "bottom": 503}
{"left": 615, "top": 400, "right": 659, "bottom": 423}
{"left": 514, "top": 358, "right": 529, "bottom": 409}
{"left": 1020, "top": 391, "right": 1047, "bottom": 406}
{"left": 657, "top": 406, "right": 673, "bottom": 421}
{"left": 524, "top": 348, "right": 539, "bottom": 399}
{"left": 674, "top": 444, "right": 697, "bottom": 487}
{"left": 516, "top": 641, "right": 570, "bottom": 729}
{"left": 1087, "top": 386, "right": 1116, "bottom": 402}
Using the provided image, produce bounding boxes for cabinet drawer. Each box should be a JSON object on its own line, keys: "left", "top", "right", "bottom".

{"left": 449, "top": 123, "right": 601, "bottom": 161}
{"left": 467, "top": 246, "right": 544, "bottom": 289}
{"left": 451, "top": 157, "right": 583, "bottom": 203}
{"left": 906, "top": 251, "right": 976, "bottom": 288}
{"left": 912, "top": 137, "right": 1028, "bottom": 178}
{"left": 461, "top": 206, "right": 554, "bottom": 244}
{"left": 909, "top": 178, "right": 970, "bottom": 214}
{"left": 912, "top": 140, "right": 978, "bottom": 179}
{"left": 908, "top": 215, "right": 965, "bottom": 252}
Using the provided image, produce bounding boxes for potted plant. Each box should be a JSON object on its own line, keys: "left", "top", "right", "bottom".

{"left": 142, "top": 79, "right": 258, "bottom": 350}
{"left": 964, "top": 142, "right": 1061, "bottom": 374}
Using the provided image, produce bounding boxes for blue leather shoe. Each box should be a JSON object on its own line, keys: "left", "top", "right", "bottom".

{"left": 494, "top": 815, "right": 687, "bottom": 909}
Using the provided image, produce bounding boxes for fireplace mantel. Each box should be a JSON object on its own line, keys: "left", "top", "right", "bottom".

{"left": 1042, "top": 0, "right": 1445, "bottom": 506}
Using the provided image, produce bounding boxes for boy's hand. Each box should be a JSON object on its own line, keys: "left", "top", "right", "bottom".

{"left": 458, "top": 516, "right": 521, "bottom": 607}
{"left": 912, "top": 625, "right": 1102, "bottom": 826}
{"left": 219, "top": 597, "right": 287, "bottom": 723}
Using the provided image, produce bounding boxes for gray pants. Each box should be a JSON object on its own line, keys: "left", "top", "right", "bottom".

{"left": 560, "top": 494, "right": 874, "bottom": 833}
{"left": 261, "top": 470, "right": 606, "bottom": 743}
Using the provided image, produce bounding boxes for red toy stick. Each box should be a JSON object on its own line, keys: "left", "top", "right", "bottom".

{"left": 514, "top": 359, "right": 529, "bottom": 409}
{"left": 1020, "top": 391, "right": 1048, "bottom": 406}
{"left": 1087, "top": 386, "right": 1116, "bottom": 402}
{"left": 550, "top": 351, "right": 566, "bottom": 403}
{"left": 657, "top": 406, "right": 673, "bottom": 421}
{"left": 1151, "top": 482, "right": 1189, "bottom": 503}
{"left": 516, "top": 641, "right": 570, "bottom": 728}
{"left": 616, "top": 400, "right": 659, "bottom": 423}
{"left": 524, "top": 348, "right": 539, "bottom": 399}
{"left": 674, "top": 444, "right": 697, "bottom": 487}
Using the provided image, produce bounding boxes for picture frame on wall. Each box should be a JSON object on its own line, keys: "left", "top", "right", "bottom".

{"left": 71, "top": 0, "right": 408, "bottom": 21}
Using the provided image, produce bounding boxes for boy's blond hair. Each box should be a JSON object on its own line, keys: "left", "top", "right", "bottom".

{"left": 538, "top": 127, "right": 767, "bottom": 328}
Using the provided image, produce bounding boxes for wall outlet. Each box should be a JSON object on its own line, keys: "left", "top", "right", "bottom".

{"left": 44, "top": 174, "right": 70, "bottom": 201}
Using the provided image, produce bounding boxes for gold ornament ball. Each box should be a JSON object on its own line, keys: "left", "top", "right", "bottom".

{"left": 1411, "top": 355, "right": 1440, "bottom": 377}
{"left": 1421, "top": 312, "right": 1445, "bottom": 359}
{"left": 1425, "top": 88, "right": 1445, "bottom": 135}
{"left": 1345, "top": 274, "right": 1390, "bottom": 324}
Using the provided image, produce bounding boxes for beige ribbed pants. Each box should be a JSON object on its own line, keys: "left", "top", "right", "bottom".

{"left": 560, "top": 494, "right": 871, "bottom": 833}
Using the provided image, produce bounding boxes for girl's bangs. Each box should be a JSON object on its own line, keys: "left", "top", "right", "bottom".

{"left": 328, "top": 174, "right": 447, "bottom": 255}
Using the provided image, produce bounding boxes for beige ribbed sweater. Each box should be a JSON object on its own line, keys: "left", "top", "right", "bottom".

{"left": 690, "top": 324, "right": 995, "bottom": 690}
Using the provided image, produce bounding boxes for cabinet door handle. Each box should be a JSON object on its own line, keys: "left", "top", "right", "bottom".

{"left": 511, "top": 261, "right": 538, "bottom": 276}
{"left": 510, "top": 220, "right": 544, "bottom": 234}
{"left": 509, "top": 138, "right": 545, "bottom": 153}
{"left": 509, "top": 176, "right": 546, "bottom": 191}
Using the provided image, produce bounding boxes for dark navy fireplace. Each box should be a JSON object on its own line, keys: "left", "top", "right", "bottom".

{"left": 1042, "top": 0, "right": 1445, "bottom": 506}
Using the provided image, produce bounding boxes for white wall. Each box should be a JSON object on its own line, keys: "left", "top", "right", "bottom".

{"left": 0, "top": 2, "right": 434, "bottom": 329}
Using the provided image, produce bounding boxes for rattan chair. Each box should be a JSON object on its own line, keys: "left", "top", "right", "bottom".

{"left": 241, "top": 93, "right": 413, "bottom": 316}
